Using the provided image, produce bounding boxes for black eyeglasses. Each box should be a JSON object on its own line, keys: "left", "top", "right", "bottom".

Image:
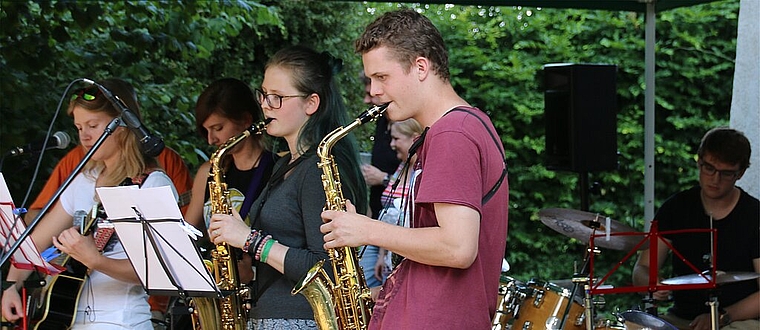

{"left": 698, "top": 160, "right": 742, "bottom": 181}
{"left": 254, "top": 89, "right": 308, "bottom": 109}
{"left": 71, "top": 86, "right": 101, "bottom": 102}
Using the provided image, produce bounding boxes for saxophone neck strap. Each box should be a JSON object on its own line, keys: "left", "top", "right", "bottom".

{"left": 407, "top": 107, "right": 507, "bottom": 205}
{"left": 239, "top": 151, "right": 274, "bottom": 220}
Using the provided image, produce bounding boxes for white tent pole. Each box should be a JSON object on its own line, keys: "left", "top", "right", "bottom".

{"left": 644, "top": 1, "right": 656, "bottom": 231}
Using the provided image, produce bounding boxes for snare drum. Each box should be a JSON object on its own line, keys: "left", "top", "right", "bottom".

{"left": 511, "top": 279, "right": 586, "bottom": 330}
{"left": 492, "top": 275, "right": 528, "bottom": 330}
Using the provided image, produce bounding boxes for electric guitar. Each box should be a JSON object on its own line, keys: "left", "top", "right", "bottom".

{"left": 25, "top": 204, "right": 113, "bottom": 330}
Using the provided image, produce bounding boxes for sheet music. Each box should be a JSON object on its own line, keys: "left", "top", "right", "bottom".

{"left": 0, "top": 173, "right": 61, "bottom": 274}
{"left": 97, "top": 185, "right": 182, "bottom": 220}
{"left": 97, "top": 185, "right": 218, "bottom": 296}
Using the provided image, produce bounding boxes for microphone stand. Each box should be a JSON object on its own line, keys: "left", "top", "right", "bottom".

{"left": 0, "top": 118, "right": 122, "bottom": 283}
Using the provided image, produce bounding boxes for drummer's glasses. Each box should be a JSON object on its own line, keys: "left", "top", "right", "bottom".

{"left": 255, "top": 89, "right": 308, "bottom": 109}
{"left": 698, "top": 160, "right": 742, "bottom": 181}
{"left": 71, "top": 86, "right": 101, "bottom": 102}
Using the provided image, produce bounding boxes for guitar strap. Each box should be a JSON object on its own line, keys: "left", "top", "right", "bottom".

{"left": 97, "top": 170, "right": 159, "bottom": 250}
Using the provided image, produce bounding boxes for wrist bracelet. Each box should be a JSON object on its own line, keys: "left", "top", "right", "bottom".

{"left": 254, "top": 235, "right": 269, "bottom": 261}
{"left": 260, "top": 238, "right": 277, "bottom": 264}
{"left": 242, "top": 230, "right": 256, "bottom": 253}
{"left": 719, "top": 310, "right": 732, "bottom": 326}
{"left": 2, "top": 281, "right": 16, "bottom": 291}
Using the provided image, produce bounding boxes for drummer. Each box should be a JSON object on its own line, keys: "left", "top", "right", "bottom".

{"left": 632, "top": 127, "right": 759, "bottom": 330}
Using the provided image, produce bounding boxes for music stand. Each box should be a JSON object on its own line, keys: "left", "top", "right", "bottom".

{"left": 587, "top": 221, "right": 719, "bottom": 329}
{"left": 0, "top": 173, "right": 63, "bottom": 276}
{"left": 96, "top": 185, "right": 220, "bottom": 299}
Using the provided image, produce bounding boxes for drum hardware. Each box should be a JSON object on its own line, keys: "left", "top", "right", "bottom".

{"left": 492, "top": 275, "right": 529, "bottom": 329}
{"left": 641, "top": 292, "right": 658, "bottom": 316}
{"left": 510, "top": 279, "right": 586, "bottom": 330}
{"left": 533, "top": 208, "right": 607, "bottom": 330}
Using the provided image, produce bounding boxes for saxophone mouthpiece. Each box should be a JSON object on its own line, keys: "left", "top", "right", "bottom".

{"left": 358, "top": 102, "right": 390, "bottom": 124}
{"left": 264, "top": 118, "right": 274, "bottom": 124}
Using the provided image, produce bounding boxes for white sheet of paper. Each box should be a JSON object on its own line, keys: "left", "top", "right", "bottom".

{"left": 0, "top": 173, "right": 60, "bottom": 274}
{"left": 111, "top": 220, "right": 217, "bottom": 293}
{"left": 96, "top": 185, "right": 217, "bottom": 295}
{"left": 97, "top": 185, "right": 182, "bottom": 220}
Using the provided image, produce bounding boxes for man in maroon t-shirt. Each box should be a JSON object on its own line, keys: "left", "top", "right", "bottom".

{"left": 321, "top": 9, "right": 509, "bottom": 329}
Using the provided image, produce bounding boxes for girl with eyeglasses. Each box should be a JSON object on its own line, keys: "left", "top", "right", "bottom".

{"left": 207, "top": 45, "right": 367, "bottom": 330}
{"left": 1, "top": 78, "right": 178, "bottom": 329}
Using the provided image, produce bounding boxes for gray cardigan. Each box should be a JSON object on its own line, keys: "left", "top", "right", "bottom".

{"left": 247, "top": 153, "right": 331, "bottom": 319}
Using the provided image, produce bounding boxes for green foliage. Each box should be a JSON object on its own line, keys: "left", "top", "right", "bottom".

{"left": 0, "top": 0, "right": 739, "bottom": 314}
{"left": 0, "top": 0, "right": 371, "bottom": 202}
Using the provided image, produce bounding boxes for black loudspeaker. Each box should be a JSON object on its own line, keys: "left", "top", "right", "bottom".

{"left": 544, "top": 63, "right": 618, "bottom": 172}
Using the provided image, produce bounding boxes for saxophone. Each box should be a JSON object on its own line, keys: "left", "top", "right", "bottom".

{"left": 292, "top": 102, "right": 389, "bottom": 330}
{"left": 191, "top": 119, "right": 270, "bottom": 330}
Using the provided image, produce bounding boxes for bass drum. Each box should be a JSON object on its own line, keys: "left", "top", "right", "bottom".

{"left": 511, "top": 279, "right": 586, "bottom": 330}
{"left": 492, "top": 274, "right": 529, "bottom": 330}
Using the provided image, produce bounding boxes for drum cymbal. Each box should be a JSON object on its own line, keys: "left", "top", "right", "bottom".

{"left": 620, "top": 310, "right": 677, "bottom": 330}
{"left": 539, "top": 208, "right": 647, "bottom": 251}
{"left": 661, "top": 271, "right": 760, "bottom": 285}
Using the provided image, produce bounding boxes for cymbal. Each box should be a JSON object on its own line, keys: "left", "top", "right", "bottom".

{"left": 619, "top": 310, "right": 677, "bottom": 330}
{"left": 661, "top": 271, "right": 760, "bottom": 285}
{"left": 539, "top": 208, "right": 647, "bottom": 251}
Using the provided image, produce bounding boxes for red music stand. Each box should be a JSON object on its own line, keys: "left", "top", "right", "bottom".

{"left": 587, "top": 220, "right": 718, "bottom": 296}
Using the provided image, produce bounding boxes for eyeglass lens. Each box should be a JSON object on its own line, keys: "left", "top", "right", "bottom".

{"left": 255, "top": 89, "right": 282, "bottom": 109}
{"left": 699, "top": 161, "right": 740, "bottom": 180}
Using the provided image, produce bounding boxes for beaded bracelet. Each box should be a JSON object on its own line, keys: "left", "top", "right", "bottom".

{"left": 254, "top": 235, "right": 270, "bottom": 261}
{"left": 242, "top": 230, "right": 258, "bottom": 253}
{"left": 260, "top": 238, "right": 277, "bottom": 264}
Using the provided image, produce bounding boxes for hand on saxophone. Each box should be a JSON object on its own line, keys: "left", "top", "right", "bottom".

{"left": 321, "top": 200, "right": 376, "bottom": 250}
{"left": 208, "top": 208, "right": 249, "bottom": 248}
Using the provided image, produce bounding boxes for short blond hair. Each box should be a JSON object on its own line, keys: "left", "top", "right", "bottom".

{"left": 391, "top": 118, "right": 423, "bottom": 138}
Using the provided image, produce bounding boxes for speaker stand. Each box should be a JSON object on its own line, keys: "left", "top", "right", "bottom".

{"left": 580, "top": 172, "right": 590, "bottom": 211}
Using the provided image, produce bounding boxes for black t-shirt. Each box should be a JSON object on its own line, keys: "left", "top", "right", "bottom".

{"left": 656, "top": 186, "right": 759, "bottom": 318}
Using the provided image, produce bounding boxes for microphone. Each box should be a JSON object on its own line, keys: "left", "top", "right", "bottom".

{"left": 5, "top": 131, "right": 71, "bottom": 157}
{"left": 83, "top": 79, "right": 165, "bottom": 157}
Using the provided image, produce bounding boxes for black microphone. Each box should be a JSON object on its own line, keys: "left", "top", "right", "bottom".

{"left": 84, "top": 79, "right": 165, "bottom": 157}
{"left": 5, "top": 131, "right": 71, "bottom": 157}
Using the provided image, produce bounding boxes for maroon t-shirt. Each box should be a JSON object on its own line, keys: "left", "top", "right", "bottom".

{"left": 370, "top": 107, "right": 509, "bottom": 329}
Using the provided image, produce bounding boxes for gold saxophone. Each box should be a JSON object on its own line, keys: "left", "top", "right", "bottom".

{"left": 191, "top": 119, "right": 270, "bottom": 330}
{"left": 292, "top": 102, "right": 389, "bottom": 330}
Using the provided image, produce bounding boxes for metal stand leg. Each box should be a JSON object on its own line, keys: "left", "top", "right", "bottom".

{"left": 707, "top": 296, "right": 720, "bottom": 330}
{"left": 643, "top": 293, "right": 657, "bottom": 315}
{"left": 583, "top": 281, "right": 594, "bottom": 330}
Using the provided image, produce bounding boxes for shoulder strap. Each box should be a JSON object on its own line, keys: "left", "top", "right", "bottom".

{"left": 445, "top": 107, "right": 507, "bottom": 205}
{"left": 121, "top": 169, "right": 159, "bottom": 187}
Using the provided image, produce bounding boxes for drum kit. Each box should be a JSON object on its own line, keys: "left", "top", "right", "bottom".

{"left": 492, "top": 208, "right": 760, "bottom": 330}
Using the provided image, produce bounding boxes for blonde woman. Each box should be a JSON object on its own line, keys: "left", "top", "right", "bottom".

{"left": 1, "top": 78, "right": 178, "bottom": 329}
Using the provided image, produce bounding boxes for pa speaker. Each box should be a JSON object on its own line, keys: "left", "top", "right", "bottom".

{"left": 544, "top": 63, "right": 618, "bottom": 172}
